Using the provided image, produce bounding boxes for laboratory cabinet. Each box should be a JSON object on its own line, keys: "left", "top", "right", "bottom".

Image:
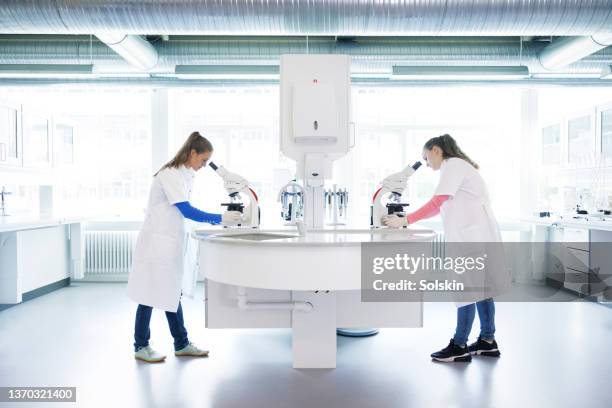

{"left": 597, "top": 102, "right": 612, "bottom": 162}
{"left": 0, "top": 101, "right": 22, "bottom": 167}
{"left": 0, "top": 224, "right": 81, "bottom": 305}
{"left": 0, "top": 100, "right": 75, "bottom": 170}
{"left": 53, "top": 123, "right": 75, "bottom": 166}
{"left": 545, "top": 225, "right": 612, "bottom": 300}
{"left": 589, "top": 229, "right": 612, "bottom": 302}
{"left": 21, "top": 106, "right": 52, "bottom": 168}
{"left": 567, "top": 110, "right": 596, "bottom": 166}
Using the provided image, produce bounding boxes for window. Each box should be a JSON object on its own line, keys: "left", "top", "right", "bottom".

{"left": 568, "top": 114, "right": 594, "bottom": 165}
{"left": 53, "top": 124, "right": 74, "bottom": 165}
{"left": 536, "top": 88, "right": 612, "bottom": 214}
{"left": 0, "top": 84, "right": 524, "bottom": 221}
{"left": 0, "top": 87, "right": 152, "bottom": 217}
{"left": 169, "top": 87, "right": 290, "bottom": 224}
{"left": 541, "top": 124, "right": 561, "bottom": 166}
{"left": 170, "top": 86, "right": 522, "bottom": 224}
{"left": 601, "top": 108, "right": 612, "bottom": 160}
{"left": 348, "top": 87, "right": 522, "bottom": 221}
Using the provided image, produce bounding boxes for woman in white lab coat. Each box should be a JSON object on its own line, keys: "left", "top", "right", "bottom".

{"left": 128, "top": 131, "right": 241, "bottom": 363}
{"left": 383, "top": 134, "right": 510, "bottom": 363}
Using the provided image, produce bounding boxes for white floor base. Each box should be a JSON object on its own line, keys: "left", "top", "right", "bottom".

{"left": 291, "top": 291, "right": 337, "bottom": 368}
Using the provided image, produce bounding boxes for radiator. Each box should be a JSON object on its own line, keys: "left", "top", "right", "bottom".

{"left": 432, "top": 232, "right": 445, "bottom": 259}
{"left": 431, "top": 232, "right": 446, "bottom": 274}
{"left": 84, "top": 231, "right": 138, "bottom": 279}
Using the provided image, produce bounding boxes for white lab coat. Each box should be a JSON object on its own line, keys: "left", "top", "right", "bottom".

{"left": 434, "top": 158, "right": 511, "bottom": 306}
{"left": 127, "top": 165, "right": 199, "bottom": 312}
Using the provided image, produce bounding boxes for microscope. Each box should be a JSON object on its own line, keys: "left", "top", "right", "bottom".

{"left": 370, "top": 161, "right": 422, "bottom": 228}
{"left": 209, "top": 162, "right": 260, "bottom": 228}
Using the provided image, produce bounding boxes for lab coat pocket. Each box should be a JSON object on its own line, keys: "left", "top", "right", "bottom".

{"left": 457, "top": 222, "right": 493, "bottom": 242}
{"left": 454, "top": 224, "right": 488, "bottom": 261}
{"left": 148, "top": 233, "right": 181, "bottom": 266}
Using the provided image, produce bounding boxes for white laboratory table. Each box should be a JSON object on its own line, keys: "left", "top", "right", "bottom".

{"left": 195, "top": 226, "right": 436, "bottom": 291}
{"left": 520, "top": 216, "right": 612, "bottom": 301}
{"left": 0, "top": 214, "right": 92, "bottom": 305}
{"left": 193, "top": 224, "right": 436, "bottom": 369}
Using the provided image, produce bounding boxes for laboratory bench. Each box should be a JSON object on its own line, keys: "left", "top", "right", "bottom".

{"left": 521, "top": 216, "right": 612, "bottom": 233}
{"left": 522, "top": 217, "right": 612, "bottom": 303}
{"left": 0, "top": 213, "right": 93, "bottom": 233}
{"left": 0, "top": 214, "right": 92, "bottom": 307}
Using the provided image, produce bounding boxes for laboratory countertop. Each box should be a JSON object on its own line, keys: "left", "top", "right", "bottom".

{"left": 0, "top": 214, "right": 95, "bottom": 233}
{"left": 194, "top": 225, "right": 437, "bottom": 246}
{"left": 520, "top": 216, "right": 612, "bottom": 232}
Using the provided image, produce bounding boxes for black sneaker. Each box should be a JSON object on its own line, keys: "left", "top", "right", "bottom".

{"left": 468, "top": 337, "right": 501, "bottom": 357}
{"left": 431, "top": 339, "right": 472, "bottom": 362}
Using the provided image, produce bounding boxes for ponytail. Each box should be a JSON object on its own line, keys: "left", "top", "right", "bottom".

{"left": 423, "top": 134, "right": 479, "bottom": 169}
{"left": 154, "top": 131, "right": 213, "bottom": 176}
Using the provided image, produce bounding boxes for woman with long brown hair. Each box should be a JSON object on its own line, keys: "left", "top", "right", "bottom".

{"left": 383, "top": 134, "right": 510, "bottom": 363}
{"left": 128, "top": 131, "right": 241, "bottom": 363}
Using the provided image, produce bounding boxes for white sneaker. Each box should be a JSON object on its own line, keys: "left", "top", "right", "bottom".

{"left": 134, "top": 346, "right": 166, "bottom": 363}
{"left": 174, "top": 342, "right": 209, "bottom": 357}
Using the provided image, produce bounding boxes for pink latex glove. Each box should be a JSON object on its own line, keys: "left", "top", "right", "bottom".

{"left": 406, "top": 195, "right": 450, "bottom": 224}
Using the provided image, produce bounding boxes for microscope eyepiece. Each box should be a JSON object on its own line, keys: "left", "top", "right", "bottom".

{"left": 209, "top": 162, "right": 218, "bottom": 171}
{"left": 412, "top": 161, "right": 422, "bottom": 170}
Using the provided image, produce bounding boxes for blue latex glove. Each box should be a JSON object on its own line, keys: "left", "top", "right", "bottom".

{"left": 175, "top": 201, "right": 222, "bottom": 224}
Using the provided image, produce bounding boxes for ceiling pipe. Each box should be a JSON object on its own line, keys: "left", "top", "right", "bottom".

{"left": 537, "top": 33, "right": 612, "bottom": 71}
{"left": 0, "top": 1, "right": 612, "bottom": 36}
{"left": 95, "top": 33, "right": 158, "bottom": 71}
{"left": 3, "top": 77, "right": 612, "bottom": 88}
{"left": 2, "top": 37, "right": 612, "bottom": 75}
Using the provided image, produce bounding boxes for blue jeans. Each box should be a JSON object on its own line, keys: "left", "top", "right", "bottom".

{"left": 133, "top": 302, "right": 189, "bottom": 352}
{"left": 453, "top": 298, "right": 496, "bottom": 346}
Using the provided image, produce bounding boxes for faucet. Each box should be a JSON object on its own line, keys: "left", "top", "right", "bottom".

{"left": 1, "top": 186, "right": 12, "bottom": 216}
{"left": 295, "top": 220, "right": 307, "bottom": 236}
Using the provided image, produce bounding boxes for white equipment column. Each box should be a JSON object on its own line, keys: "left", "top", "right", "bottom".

{"left": 291, "top": 291, "right": 337, "bottom": 368}
{"left": 280, "top": 54, "right": 352, "bottom": 228}
{"left": 280, "top": 54, "right": 352, "bottom": 367}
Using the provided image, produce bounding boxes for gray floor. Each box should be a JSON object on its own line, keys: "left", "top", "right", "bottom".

{"left": 1, "top": 283, "right": 611, "bottom": 408}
